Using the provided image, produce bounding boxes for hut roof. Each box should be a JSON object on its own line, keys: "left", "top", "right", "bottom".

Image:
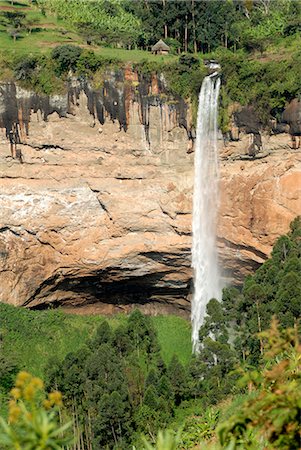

{"left": 151, "top": 39, "right": 170, "bottom": 52}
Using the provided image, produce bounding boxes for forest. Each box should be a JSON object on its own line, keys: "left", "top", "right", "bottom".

{"left": 0, "top": 217, "right": 300, "bottom": 448}
{"left": 36, "top": 0, "right": 301, "bottom": 54}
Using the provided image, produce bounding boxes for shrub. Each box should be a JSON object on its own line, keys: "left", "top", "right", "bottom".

{"left": 178, "top": 54, "right": 200, "bottom": 69}
{"left": 0, "top": 355, "right": 18, "bottom": 394}
{"left": 34, "top": 65, "right": 66, "bottom": 95}
{"left": 164, "top": 37, "right": 181, "bottom": 55}
{"left": 76, "top": 50, "right": 102, "bottom": 74}
{"left": 2, "top": 11, "right": 26, "bottom": 29}
{"left": 217, "top": 319, "right": 301, "bottom": 450}
{"left": 0, "top": 371, "right": 73, "bottom": 449}
{"left": 284, "top": 18, "right": 301, "bottom": 36}
{"left": 14, "top": 56, "right": 39, "bottom": 81}
{"left": 51, "top": 45, "right": 83, "bottom": 75}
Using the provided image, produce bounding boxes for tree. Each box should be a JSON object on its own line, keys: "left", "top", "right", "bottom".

{"left": 124, "top": 358, "right": 145, "bottom": 408}
{"left": 167, "top": 355, "right": 187, "bottom": 405}
{"left": 1, "top": 11, "right": 26, "bottom": 42}
{"left": 242, "top": 282, "right": 267, "bottom": 354}
{"left": 91, "top": 320, "right": 113, "bottom": 346}
{"left": 218, "top": 319, "right": 301, "bottom": 450}
{"left": 14, "top": 56, "right": 39, "bottom": 81}
{"left": 44, "top": 0, "right": 142, "bottom": 48}
{"left": 227, "top": 216, "right": 301, "bottom": 362}
{"left": 113, "top": 323, "right": 133, "bottom": 356}
{"left": 127, "top": 309, "right": 160, "bottom": 358}
{"left": 78, "top": 22, "right": 98, "bottom": 45}
{"left": 145, "top": 368, "right": 159, "bottom": 390}
{"left": 94, "top": 391, "right": 129, "bottom": 448}
{"left": 144, "top": 385, "right": 159, "bottom": 410}
{"left": 274, "top": 268, "right": 301, "bottom": 327}
{"left": 46, "top": 349, "right": 89, "bottom": 401}
{"left": 44, "top": 310, "right": 168, "bottom": 448}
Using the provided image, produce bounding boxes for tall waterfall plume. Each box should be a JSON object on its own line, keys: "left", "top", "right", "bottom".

{"left": 191, "top": 74, "right": 221, "bottom": 353}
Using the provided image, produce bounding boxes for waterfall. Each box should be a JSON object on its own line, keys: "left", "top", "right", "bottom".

{"left": 191, "top": 74, "right": 221, "bottom": 353}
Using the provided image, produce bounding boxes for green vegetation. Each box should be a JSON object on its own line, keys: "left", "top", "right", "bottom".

{"left": 3, "top": 0, "right": 293, "bottom": 58}
{"left": 44, "top": 310, "right": 190, "bottom": 448}
{"left": 152, "top": 315, "right": 191, "bottom": 366}
{"left": 0, "top": 1, "right": 300, "bottom": 445}
{"left": 0, "top": 0, "right": 76, "bottom": 56}
{"left": 0, "top": 371, "right": 72, "bottom": 449}
{"left": 218, "top": 319, "right": 301, "bottom": 450}
{"left": 217, "top": 47, "right": 301, "bottom": 127}
{"left": 142, "top": 430, "right": 181, "bottom": 450}
{"left": 0, "top": 218, "right": 299, "bottom": 448}
{"left": 0, "top": 305, "right": 191, "bottom": 378}
{"left": 1, "top": 0, "right": 301, "bottom": 126}
{"left": 39, "top": 0, "right": 141, "bottom": 47}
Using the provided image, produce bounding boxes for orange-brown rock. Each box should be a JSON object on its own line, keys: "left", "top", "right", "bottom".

{"left": 0, "top": 84, "right": 300, "bottom": 314}
{"left": 219, "top": 145, "right": 301, "bottom": 283}
{"left": 0, "top": 83, "right": 192, "bottom": 314}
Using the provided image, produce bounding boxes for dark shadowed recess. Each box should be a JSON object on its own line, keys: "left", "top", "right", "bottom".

{"left": 25, "top": 271, "right": 191, "bottom": 314}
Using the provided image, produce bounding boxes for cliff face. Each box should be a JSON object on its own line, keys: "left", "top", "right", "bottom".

{"left": 0, "top": 76, "right": 300, "bottom": 314}
{"left": 219, "top": 135, "right": 301, "bottom": 283}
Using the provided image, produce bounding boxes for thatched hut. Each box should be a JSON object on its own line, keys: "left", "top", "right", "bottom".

{"left": 151, "top": 39, "right": 170, "bottom": 55}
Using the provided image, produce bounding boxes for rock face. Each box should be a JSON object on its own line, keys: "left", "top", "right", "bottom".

{"left": 0, "top": 77, "right": 300, "bottom": 314}
{"left": 219, "top": 137, "right": 301, "bottom": 283}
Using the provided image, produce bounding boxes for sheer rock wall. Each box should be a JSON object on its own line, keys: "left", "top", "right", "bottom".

{"left": 0, "top": 74, "right": 300, "bottom": 314}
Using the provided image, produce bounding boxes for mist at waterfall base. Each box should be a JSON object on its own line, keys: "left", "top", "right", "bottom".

{"left": 191, "top": 74, "right": 221, "bottom": 353}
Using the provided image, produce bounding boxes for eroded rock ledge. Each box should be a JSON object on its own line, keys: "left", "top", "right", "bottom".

{"left": 0, "top": 76, "right": 300, "bottom": 314}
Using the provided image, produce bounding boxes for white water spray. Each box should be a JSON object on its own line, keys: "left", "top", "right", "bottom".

{"left": 191, "top": 74, "right": 221, "bottom": 353}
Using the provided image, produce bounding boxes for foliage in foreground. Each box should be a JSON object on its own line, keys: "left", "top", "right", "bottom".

{"left": 142, "top": 429, "right": 181, "bottom": 450}
{"left": 218, "top": 319, "right": 301, "bottom": 450}
{"left": 0, "top": 371, "right": 72, "bottom": 449}
{"left": 149, "top": 319, "right": 300, "bottom": 450}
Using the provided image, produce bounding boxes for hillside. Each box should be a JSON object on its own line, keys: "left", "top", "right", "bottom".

{"left": 1, "top": 0, "right": 301, "bottom": 120}
{"left": 0, "top": 0, "right": 177, "bottom": 61}
{"left": 0, "top": 306, "right": 192, "bottom": 378}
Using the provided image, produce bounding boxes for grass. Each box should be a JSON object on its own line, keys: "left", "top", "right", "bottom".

{"left": 0, "top": 0, "right": 177, "bottom": 64}
{"left": 0, "top": 30, "right": 74, "bottom": 54}
{"left": 0, "top": 303, "right": 191, "bottom": 378}
{"left": 0, "top": 0, "right": 29, "bottom": 8}
{"left": 0, "top": 0, "right": 76, "bottom": 56}
{"left": 93, "top": 46, "right": 177, "bottom": 63}
{"left": 0, "top": 304, "right": 102, "bottom": 377}
{"left": 0, "top": 29, "right": 177, "bottom": 63}
{"left": 152, "top": 315, "right": 192, "bottom": 366}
